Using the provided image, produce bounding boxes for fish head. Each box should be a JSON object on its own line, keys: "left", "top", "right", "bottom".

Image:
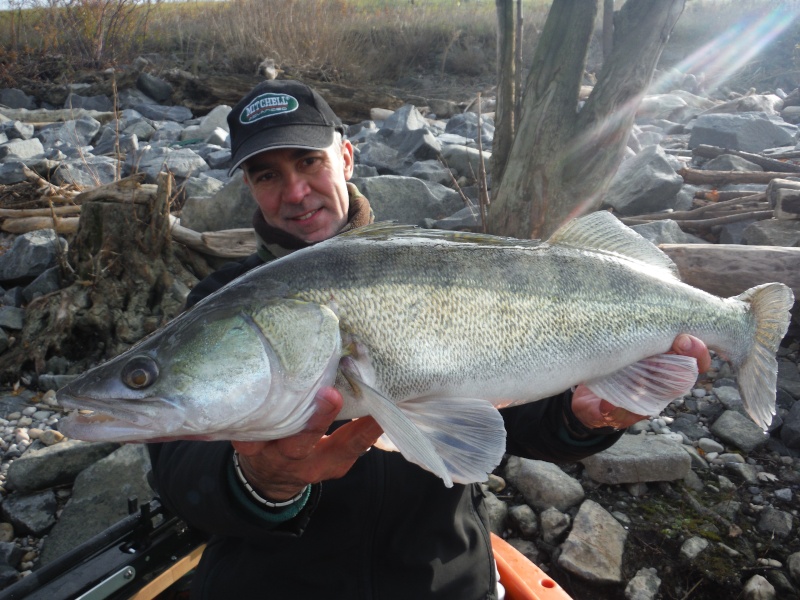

{"left": 57, "top": 299, "right": 342, "bottom": 443}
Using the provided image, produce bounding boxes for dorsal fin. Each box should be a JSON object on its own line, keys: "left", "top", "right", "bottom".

{"left": 336, "top": 221, "right": 544, "bottom": 248}
{"left": 548, "top": 211, "right": 680, "bottom": 278}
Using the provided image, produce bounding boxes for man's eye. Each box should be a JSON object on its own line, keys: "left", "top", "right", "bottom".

{"left": 301, "top": 157, "right": 322, "bottom": 169}
{"left": 256, "top": 172, "right": 277, "bottom": 183}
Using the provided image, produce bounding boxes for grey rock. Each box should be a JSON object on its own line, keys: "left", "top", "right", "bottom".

{"left": 742, "top": 219, "right": 800, "bottom": 247}
{"left": 22, "top": 266, "right": 62, "bottom": 303}
{"left": 0, "top": 121, "right": 34, "bottom": 141}
{"left": 507, "top": 539, "right": 541, "bottom": 565}
{"left": 0, "top": 541, "right": 22, "bottom": 569}
{"left": 788, "top": 551, "right": 800, "bottom": 585}
{"left": 581, "top": 434, "right": 691, "bottom": 484}
{"left": 742, "top": 574, "right": 776, "bottom": 600}
{"left": 439, "top": 144, "right": 491, "bottom": 180}
{"left": 702, "top": 154, "right": 763, "bottom": 172}
{"left": 0, "top": 306, "right": 24, "bottom": 330}
{"left": 51, "top": 156, "right": 121, "bottom": 187}
{"left": 92, "top": 127, "right": 140, "bottom": 156}
{"left": 380, "top": 104, "right": 428, "bottom": 136}
{"left": 123, "top": 118, "right": 157, "bottom": 141}
{"left": 508, "top": 504, "right": 538, "bottom": 538}
{"left": 3, "top": 286, "right": 25, "bottom": 308}
{"left": 680, "top": 536, "right": 709, "bottom": 560}
{"left": 0, "top": 161, "right": 28, "bottom": 184}
{"left": 0, "top": 89, "right": 36, "bottom": 110}
{"left": 117, "top": 87, "right": 158, "bottom": 110}
{"left": 710, "top": 410, "right": 770, "bottom": 452}
{"left": 604, "top": 145, "right": 684, "bottom": 216}
{"left": 503, "top": 456, "right": 584, "bottom": 512}
{"left": 0, "top": 490, "right": 57, "bottom": 536}
{"left": 482, "top": 491, "right": 507, "bottom": 535}
{"left": 6, "top": 440, "right": 120, "bottom": 493}
{"left": 714, "top": 386, "right": 744, "bottom": 411}
{"left": 444, "top": 112, "right": 494, "bottom": 147}
{"left": 625, "top": 567, "right": 661, "bottom": 600}
{"left": 432, "top": 206, "right": 481, "bottom": 232}
{"left": 390, "top": 127, "right": 442, "bottom": 162}
{"left": 0, "top": 137, "right": 45, "bottom": 161}
{"left": 181, "top": 173, "right": 224, "bottom": 201}
{"left": 136, "top": 72, "right": 174, "bottom": 103}
{"left": 356, "top": 138, "right": 406, "bottom": 174}
{"left": 131, "top": 146, "right": 208, "bottom": 182}
{"left": 688, "top": 112, "right": 796, "bottom": 153}
{"left": 757, "top": 507, "right": 794, "bottom": 538}
{"left": 180, "top": 172, "right": 254, "bottom": 232}
{"left": 0, "top": 229, "right": 67, "bottom": 282}
{"left": 406, "top": 160, "right": 453, "bottom": 186}
{"left": 780, "top": 402, "right": 800, "bottom": 449}
{"left": 36, "top": 116, "right": 102, "bottom": 147}
{"left": 719, "top": 219, "right": 759, "bottom": 244}
{"left": 630, "top": 219, "right": 706, "bottom": 245}
{"left": 64, "top": 93, "right": 113, "bottom": 112}
{"left": 350, "top": 175, "right": 462, "bottom": 224}
{"left": 133, "top": 103, "right": 193, "bottom": 123}
{"left": 557, "top": 499, "right": 627, "bottom": 584}
{"left": 539, "top": 506, "right": 570, "bottom": 544}
{"left": 39, "top": 444, "right": 154, "bottom": 565}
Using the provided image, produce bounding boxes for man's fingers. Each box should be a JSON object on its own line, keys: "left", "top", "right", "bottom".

{"left": 672, "top": 334, "right": 712, "bottom": 373}
{"left": 324, "top": 417, "right": 383, "bottom": 458}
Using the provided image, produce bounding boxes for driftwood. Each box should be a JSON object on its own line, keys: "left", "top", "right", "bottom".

{"left": 624, "top": 210, "right": 774, "bottom": 231}
{"left": 1, "top": 216, "right": 79, "bottom": 234}
{"left": 694, "top": 190, "right": 760, "bottom": 202}
{"left": 678, "top": 167, "right": 800, "bottom": 186}
{"left": 660, "top": 243, "right": 800, "bottom": 300}
{"left": 73, "top": 173, "right": 156, "bottom": 205}
{"left": 169, "top": 217, "right": 256, "bottom": 258}
{"left": 0, "top": 206, "right": 81, "bottom": 218}
{"left": 622, "top": 193, "right": 767, "bottom": 222}
{"left": 692, "top": 144, "right": 800, "bottom": 173}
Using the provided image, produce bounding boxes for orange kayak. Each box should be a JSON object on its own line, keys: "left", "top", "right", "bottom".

{"left": 491, "top": 533, "right": 573, "bottom": 600}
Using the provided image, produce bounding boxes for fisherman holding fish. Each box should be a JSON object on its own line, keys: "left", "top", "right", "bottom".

{"left": 65, "top": 80, "right": 721, "bottom": 599}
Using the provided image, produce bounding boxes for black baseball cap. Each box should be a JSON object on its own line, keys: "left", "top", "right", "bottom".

{"left": 227, "top": 80, "right": 344, "bottom": 175}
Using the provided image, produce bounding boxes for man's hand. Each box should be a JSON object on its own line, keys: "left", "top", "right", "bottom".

{"left": 571, "top": 334, "right": 712, "bottom": 430}
{"left": 232, "top": 387, "right": 383, "bottom": 502}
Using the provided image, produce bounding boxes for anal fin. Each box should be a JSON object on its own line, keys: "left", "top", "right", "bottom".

{"left": 585, "top": 353, "right": 698, "bottom": 416}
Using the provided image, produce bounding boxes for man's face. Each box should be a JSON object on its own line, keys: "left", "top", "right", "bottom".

{"left": 242, "top": 139, "right": 354, "bottom": 243}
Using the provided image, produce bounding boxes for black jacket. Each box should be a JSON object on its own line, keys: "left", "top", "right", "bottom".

{"left": 148, "top": 252, "right": 623, "bottom": 600}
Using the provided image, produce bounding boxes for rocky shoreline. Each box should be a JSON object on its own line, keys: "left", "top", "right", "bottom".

{"left": 0, "top": 58, "right": 799, "bottom": 599}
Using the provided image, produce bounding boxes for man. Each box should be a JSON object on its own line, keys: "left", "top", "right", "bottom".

{"left": 148, "top": 80, "right": 710, "bottom": 599}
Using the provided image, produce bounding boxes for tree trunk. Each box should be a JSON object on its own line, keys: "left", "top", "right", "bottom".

{"left": 0, "top": 174, "right": 205, "bottom": 383}
{"left": 488, "top": 0, "right": 685, "bottom": 240}
{"left": 602, "top": 0, "right": 614, "bottom": 60}
{"left": 492, "top": 0, "right": 517, "bottom": 189}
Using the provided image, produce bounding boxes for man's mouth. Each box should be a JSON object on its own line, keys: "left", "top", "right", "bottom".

{"left": 292, "top": 208, "right": 320, "bottom": 222}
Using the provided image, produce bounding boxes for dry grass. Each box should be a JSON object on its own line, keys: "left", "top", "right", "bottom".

{"left": 0, "top": 0, "right": 797, "bottom": 92}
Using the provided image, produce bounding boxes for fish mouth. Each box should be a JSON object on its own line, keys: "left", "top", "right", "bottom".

{"left": 57, "top": 395, "right": 185, "bottom": 442}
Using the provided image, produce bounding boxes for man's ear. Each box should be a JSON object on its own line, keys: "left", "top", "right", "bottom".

{"left": 341, "top": 140, "right": 355, "bottom": 181}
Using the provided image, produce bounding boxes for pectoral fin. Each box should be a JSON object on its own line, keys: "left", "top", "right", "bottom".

{"left": 341, "top": 360, "right": 506, "bottom": 486}
{"left": 585, "top": 353, "right": 698, "bottom": 416}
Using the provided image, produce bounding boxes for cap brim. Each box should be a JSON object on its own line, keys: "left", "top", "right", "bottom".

{"left": 228, "top": 124, "right": 335, "bottom": 176}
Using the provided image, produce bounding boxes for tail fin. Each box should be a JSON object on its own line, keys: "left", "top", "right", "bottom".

{"left": 735, "top": 283, "right": 795, "bottom": 430}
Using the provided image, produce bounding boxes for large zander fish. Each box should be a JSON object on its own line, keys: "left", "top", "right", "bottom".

{"left": 57, "top": 211, "right": 795, "bottom": 487}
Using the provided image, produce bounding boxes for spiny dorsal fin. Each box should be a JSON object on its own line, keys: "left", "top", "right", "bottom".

{"left": 548, "top": 211, "right": 680, "bottom": 278}
{"left": 337, "top": 221, "right": 544, "bottom": 248}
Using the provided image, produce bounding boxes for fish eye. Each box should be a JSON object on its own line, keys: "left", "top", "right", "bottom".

{"left": 121, "top": 356, "right": 159, "bottom": 390}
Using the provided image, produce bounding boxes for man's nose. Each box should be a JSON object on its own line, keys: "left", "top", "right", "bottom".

{"left": 281, "top": 172, "right": 310, "bottom": 204}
